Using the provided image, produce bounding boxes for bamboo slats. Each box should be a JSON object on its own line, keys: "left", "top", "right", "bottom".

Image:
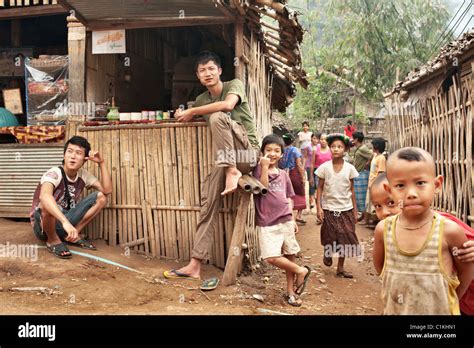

{"left": 68, "top": 121, "right": 244, "bottom": 268}
{"left": 244, "top": 31, "right": 273, "bottom": 140}
{"left": 385, "top": 72, "right": 473, "bottom": 226}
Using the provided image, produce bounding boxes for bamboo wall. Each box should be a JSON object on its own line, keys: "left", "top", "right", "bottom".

{"left": 240, "top": 31, "right": 273, "bottom": 269}
{"left": 66, "top": 120, "right": 249, "bottom": 269}
{"left": 244, "top": 31, "right": 273, "bottom": 140}
{"left": 385, "top": 71, "right": 473, "bottom": 226}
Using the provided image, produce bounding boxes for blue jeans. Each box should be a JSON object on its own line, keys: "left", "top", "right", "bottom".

{"left": 33, "top": 192, "right": 98, "bottom": 241}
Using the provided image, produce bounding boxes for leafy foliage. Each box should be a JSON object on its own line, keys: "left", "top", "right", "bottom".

{"left": 288, "top": 0, "right": 452, "bottom": 128}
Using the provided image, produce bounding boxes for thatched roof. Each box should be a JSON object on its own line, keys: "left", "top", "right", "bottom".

{"left": 387, "top": 29, "right": 474, "bottom": 96}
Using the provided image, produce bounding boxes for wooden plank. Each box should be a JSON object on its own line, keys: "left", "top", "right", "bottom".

{"left": 85, "top": 17, "right": 235, "bottom": 31}
{"left": 222, "top": 193, "right": 251, "bottom": 286}
{"left": 0, "top": 5, "right": 67, "bottom": 19}
{"left": 235, "top": 22, "right": 244, "bottom": 80}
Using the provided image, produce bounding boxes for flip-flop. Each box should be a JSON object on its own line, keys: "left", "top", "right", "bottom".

{"left": 67, "top": 238, "right": 97, "bottom": 250}
{"left": 295, "top": 266, "right": 312, "bottom": 295}
{"left": 46, "top": 242, "right": 72, "bottom": 259}
{"left": 200, "top": 277, "right": 219, "bottom": 291}
{"left": 163, "top": 269, "right": 200, "bottom": 280}
{"left": 323, "top": 255, "right": 332, "bottom": 267}
{"left": 296, "top": 218, "right": 307, "bottom": 224}
{"left": 336, "top": 271, "right": 353, "bottom": 278}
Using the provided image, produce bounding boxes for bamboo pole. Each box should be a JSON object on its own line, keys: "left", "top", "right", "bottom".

{"left": 222, "top": 193, "right": 251, "bottom": 286}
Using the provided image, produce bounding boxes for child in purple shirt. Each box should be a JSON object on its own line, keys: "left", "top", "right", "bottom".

{"left": 254, "top": 134, "right": 312, "bottom": 307}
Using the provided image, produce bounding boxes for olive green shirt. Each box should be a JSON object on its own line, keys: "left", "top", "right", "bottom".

{"left": 353, "top": 144, "right": 373, "bottom": 172}
{"left": 193, "top": 79, "right": 258, "bottom": 146}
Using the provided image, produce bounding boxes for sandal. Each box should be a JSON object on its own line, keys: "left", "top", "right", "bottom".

{"left": 67, "top": 238, "right": 97, "bottom": 250}
{"left": 200, "top": 277, "right": 219, "bottom": 291}
{"left": 46, "top": 242, "right": 72, "bottom": 259}
{"left": 323, "top": 255, "right": 332, "bottom": 267}
{"left": 285, "top": 294, "right": 302, "bottom": 307}
{"left": 336, "top": 271, "right": 353, "bottom": 278}
{"left": 296, "top": 218, "right": 307, "bottom": 224}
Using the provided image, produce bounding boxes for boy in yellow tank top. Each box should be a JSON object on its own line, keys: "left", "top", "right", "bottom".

{"left": 372, "top": 147, "right": 473, "bottom": 314}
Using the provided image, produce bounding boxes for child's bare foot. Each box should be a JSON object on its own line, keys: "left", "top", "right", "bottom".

{"left": 336, "top": 270, "right": 353, "bottom": 278}
{"left": 221, "top": 167, "right": 242, "bottom": 196}
{"left": 295, "top": 266, "right": 311, "bottom": 295}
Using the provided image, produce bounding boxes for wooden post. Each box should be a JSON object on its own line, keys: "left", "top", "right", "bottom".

{"left": 67, "top": 15, "right": 86, "bottom": 104}
{"left": 234, "top": 22, "right": 244, "bottom": 80}
{"left": 11, "top": 19, "right": 21, "bottom": 47}
{"left": 222, "top": 192, "right": 251, "bottom": 286}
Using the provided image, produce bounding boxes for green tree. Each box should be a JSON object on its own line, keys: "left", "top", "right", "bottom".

{"left": 288, "top": 0, "right": 452, "bottom": 128}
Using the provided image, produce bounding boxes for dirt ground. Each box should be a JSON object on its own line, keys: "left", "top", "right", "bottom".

{"left": 0, "top": 213, "right": 383, "bottom": 315}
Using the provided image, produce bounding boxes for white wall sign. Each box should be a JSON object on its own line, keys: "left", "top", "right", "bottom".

{"left": 92, "top": 30, "right": 126, "bottom": 54}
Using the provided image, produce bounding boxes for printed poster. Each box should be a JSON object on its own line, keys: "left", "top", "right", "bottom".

{"left": 92, "top": 30, "right": 126, "bottom": 54}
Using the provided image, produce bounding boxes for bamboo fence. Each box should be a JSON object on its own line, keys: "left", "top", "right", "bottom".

{"left": 385, "top": 72, "right": 473, "bottom": 226}
{"left": 66, "top": 119, "right": 261, "bottom": 269}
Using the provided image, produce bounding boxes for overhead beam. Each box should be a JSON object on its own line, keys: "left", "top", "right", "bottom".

{"left": 0, "top": 4, "right": 67, "bottom": 19}
{"left": 85, "top": 16, "right": 236, "bottom": 31}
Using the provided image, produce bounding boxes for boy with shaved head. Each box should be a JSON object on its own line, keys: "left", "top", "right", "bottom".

{"left": 373, "top": 147, "right": 473, "bottom": 314}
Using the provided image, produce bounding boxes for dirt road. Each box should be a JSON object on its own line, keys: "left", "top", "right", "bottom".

{"left": 0, "top": 215, "right": 383, "bottom": 315}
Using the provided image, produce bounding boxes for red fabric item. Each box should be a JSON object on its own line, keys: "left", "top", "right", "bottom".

{"left": 344, "top": 125, "right": 356, "bottom": 138}
{"left": 437, "top": 211, "right": 474, "bottom": 315}
{"left": 288, "top": 167, "right": 306, "bottom": 210}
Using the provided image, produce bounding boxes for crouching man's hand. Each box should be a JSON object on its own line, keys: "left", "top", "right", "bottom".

{"left": 62, "top": 220, "right": 79, "bottom": 243}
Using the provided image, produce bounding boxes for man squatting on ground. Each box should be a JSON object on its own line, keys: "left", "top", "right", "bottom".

{"left": 164, "top": 51, "right": 259, "bottom": 280}
{"left": 30, "top": 136, "right": 112, "bottom": 259}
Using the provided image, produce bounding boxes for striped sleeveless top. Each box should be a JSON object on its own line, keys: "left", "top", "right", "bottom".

{"left": 381, "top": 213, "right": 460, "bottom": 315}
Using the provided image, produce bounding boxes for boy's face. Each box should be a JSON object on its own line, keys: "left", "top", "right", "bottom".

{"left": 263, "top": 143, "right": 283, "bottom": 166}
{"left": 386, "top": 159, "right": 442, "bottom": 217}
{"left": 196, "top": 60, "right": 222, "bottom": 88}
{"left": 64, "top": 144, "right": 86, "bottom": 171}
{"left": 371, "top": 182, "right": 400, "bottom": 220}
{"left": 329, "top": 139, "right": 346, "bottom": 158}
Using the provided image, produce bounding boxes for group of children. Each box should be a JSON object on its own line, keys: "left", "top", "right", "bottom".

{"left": 254, "top": 133, "right": 474, "bottom": 314}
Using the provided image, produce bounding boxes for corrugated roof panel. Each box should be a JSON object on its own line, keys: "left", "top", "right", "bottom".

{"left": 0, "top": 145, "right": 63, "bottom": 217}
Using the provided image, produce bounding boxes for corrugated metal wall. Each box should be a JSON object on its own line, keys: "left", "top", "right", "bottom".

{"left": 0, "top": 144, "right": 63, "bottom": 218}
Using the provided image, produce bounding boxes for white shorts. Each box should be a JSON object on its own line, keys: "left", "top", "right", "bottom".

{"left": 259, "top": 220, "right": 301, "bottom": 260}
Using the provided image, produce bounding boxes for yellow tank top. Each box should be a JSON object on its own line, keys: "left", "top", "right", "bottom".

{"left": 381, "top": 213, "right": 460, "bottom": 315}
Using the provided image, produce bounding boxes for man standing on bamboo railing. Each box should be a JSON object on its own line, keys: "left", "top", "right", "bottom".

{"left": 164, "top": 51, "right": 259, "bottom": 282}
